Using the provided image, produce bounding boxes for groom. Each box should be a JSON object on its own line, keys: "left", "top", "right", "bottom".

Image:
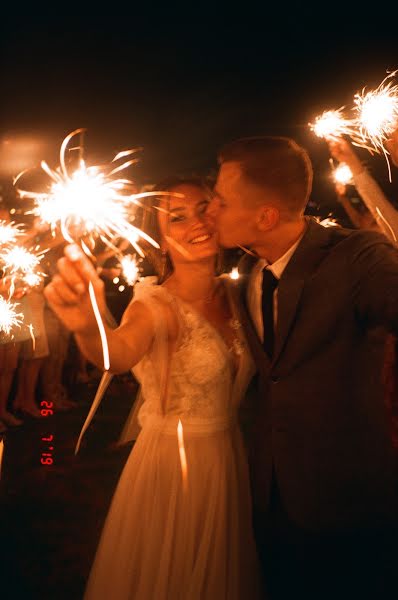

{"left": 208, "top": 136, "right": 398, "bottom": 599}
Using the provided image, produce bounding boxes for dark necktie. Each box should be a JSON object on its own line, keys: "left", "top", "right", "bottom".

{"left": 262, "top": 268, "right": 279, "bottom": 359}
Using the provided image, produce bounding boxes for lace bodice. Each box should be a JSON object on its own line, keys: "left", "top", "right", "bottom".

{"left": 131, "top": 277, "right": 254, "bottom": 431}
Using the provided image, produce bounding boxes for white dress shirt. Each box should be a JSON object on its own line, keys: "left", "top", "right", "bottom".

{"left": 247, "top": 236, "right": 304, "bottom": 342}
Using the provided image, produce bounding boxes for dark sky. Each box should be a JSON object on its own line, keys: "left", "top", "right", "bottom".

{"left": 1, "top": 8, "right": 397, "bottom": 216}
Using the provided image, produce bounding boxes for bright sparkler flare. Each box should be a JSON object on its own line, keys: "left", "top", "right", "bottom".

{"left": 0, "top": 246, "right": 42, "bottom": 274}
{"left": 319, "top": 217, "right": 340, "bottom": 228}
{"left": 229, "top": 267, "right": 240, "bottom": 280}
{"left": 0, "top": 221, "right": 22, "bottom": 246}
{"left": 14, "top": 128, "right": 167, "bottom": 371}
{"left": 23, "top": 272, "right": 43, "bottom": 288}
{"left": 309, "top": 108, "right": 355, "bottom": 140}
{"left": 120, "top": 254, "right": 140, "bottom": 286}
{"left": 333, "top": 163, "right": 353, "bottom": 186}
{"left": 0, "top": 296, "right": 23, "bottom": 335}
{"left": 15, "top": 128, "right": 160, "bottom": 258}
{"left": 353, "top": 72, "right": 398, "bottom": 155}
{"left": 177, "top": 419, "right": 188, "bottom": 491}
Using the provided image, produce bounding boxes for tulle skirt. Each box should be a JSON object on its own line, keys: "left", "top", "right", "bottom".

{"left": 84, "top": 418, "right": 263, "bottom": 599}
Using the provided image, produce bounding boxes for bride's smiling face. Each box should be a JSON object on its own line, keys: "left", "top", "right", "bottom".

{"left": 158, "top": 183, "right": 218, "bottom": 264}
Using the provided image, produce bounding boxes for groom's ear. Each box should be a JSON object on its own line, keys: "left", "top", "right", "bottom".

{"left": 256, "top": 205, "right": 279, "bottom": 231}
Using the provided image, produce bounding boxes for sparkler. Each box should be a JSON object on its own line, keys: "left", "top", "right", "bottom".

{"left": 14, "top": 128, "right": 169, "bottom": 370}
{"left": 0, "top": 221, "right": 22, "bottom": 246}
{"left": 353, "top": 72, "right": 398, "bottom": 154}
{"left": 332, "top": 163, "right": 353, "bottom": 186}
{"left": 309, "top": 108, "right": 356, "bottom": 140}
{"left": 352, "top": 72, "right": 398, "bottom": 181}
{"left": 120, "top": 254, "right": 140, "bottom": 286}
{"left": 318, "top": 216, "right": 340, "bottom": 228}
{"left": 0, "top": 246, "right": 42, "bottom": 275}
{"left": 0, "top": 296, "right": 23, "bottom": 336}
{"left": 15, "top": 128, "right": 160, "bottom": 257}
{"left": 229, "top": 267, "right": 240, "bottom": 280}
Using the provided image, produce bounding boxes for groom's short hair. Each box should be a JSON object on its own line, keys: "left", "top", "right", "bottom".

{"left": 218, "top": 136, "right": 313, "bottom": 215}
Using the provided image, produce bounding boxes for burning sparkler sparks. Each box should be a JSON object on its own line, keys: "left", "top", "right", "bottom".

{"left": 353, "top": 72, "right": 398, "bottom": 154}
{"left": 309, "top": 108, "right": 356, "bottom": 140}
{"left": 0, "top": 296, "right": 23, "bottom": 336}
{"left": 0, "top": 246, "right": 42, "bottom": 275}
{"left": 120, "top": 254, "right": 140, "bottom": 286}
{"left": 319, "top": 216, "right": 340, "bottom": 228}
{"left": 14, "top": 128, "right": 174, "bottom": 370}
{"left": 332, "top": 163, "right": 353, "bottom": 186}
{"left": 229, "top": 267, "right": 240, "bottom": 280}
{"left": 15, "top": 128, "right": 160, "bottom": 258}
{"left": 0, "top": 221, "right": 22, "bottom": 246}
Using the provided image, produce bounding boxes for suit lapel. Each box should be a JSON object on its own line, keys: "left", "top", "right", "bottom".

{"left": 231, "top": 218, "right": 334, "bottom": 371}
{"left": 272, "top": 218, "right": 334, "bottom": 364}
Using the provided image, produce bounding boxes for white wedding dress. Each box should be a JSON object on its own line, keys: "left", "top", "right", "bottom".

{"left": 84, "top": 277, "right": 262, "bottom": 599}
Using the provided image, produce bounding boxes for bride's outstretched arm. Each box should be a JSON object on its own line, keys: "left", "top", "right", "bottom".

{"left": 44, "top": 244, "right": 155, "bottom": 374}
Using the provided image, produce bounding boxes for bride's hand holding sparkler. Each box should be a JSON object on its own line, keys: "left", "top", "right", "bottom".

{"left": 44, "top": 243, "right": 157, "bottom": 374}
{"left": 44, "top": 244, "right": 106, "bottom": 335}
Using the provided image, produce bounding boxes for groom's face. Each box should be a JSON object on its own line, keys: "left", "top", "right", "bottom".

{"left": 209, "top": 162, "right": 257, "bottom": 248}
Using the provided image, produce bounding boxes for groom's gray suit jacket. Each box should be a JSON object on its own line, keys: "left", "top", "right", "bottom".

{"left": 232, "top": 217, "right": 398, "bottom": 531}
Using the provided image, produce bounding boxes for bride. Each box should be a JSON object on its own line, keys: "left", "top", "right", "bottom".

{"left": 44, "top": 177, "right": 263, "bottom": 599}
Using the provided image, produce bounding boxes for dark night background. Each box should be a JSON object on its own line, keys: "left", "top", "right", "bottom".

{"left": 1, "top": 7, "right": 398, "bottom": 220}
{"left": 1, "top": 7, "right": 398, "bottom": 598}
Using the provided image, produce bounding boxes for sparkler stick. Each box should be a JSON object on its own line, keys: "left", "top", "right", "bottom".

{"left": 75, "top": 370, "right": 114, "bottom": 454}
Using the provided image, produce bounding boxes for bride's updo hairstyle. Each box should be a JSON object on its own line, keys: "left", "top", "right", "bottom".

{"left": 140, "top": 174, "right": 214, "bottom": 284}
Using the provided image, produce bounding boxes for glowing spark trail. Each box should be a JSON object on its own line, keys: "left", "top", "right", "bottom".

{"left": 88, "top": 281, "right": 110, "bottom": 371}
{"left": 375, "top": 206, "right": 397, "bottom": 242}
{"left": 177, "top": 419, "right": 188, "bottom": 491}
